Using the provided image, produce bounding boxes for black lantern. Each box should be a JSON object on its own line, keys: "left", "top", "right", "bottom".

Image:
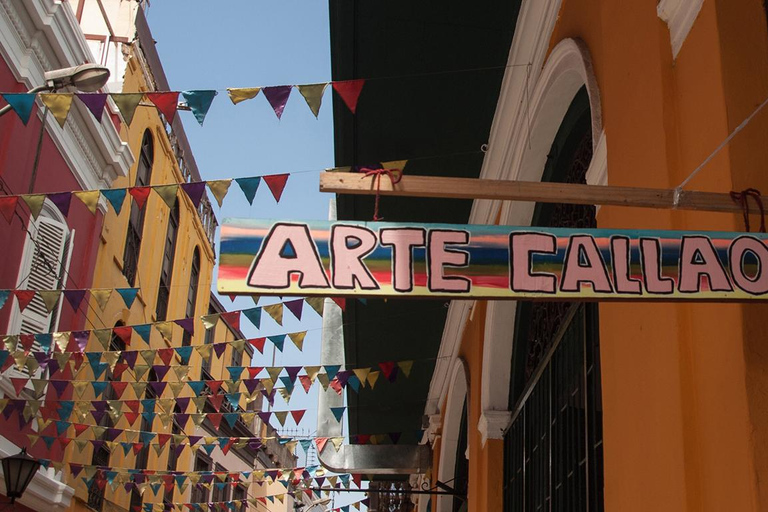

{"left": 2, "top": 449, "right": 40, "bottom": 504}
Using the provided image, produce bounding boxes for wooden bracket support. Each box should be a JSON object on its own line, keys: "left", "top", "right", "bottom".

{"left": 320, "top": 172, "right": 765, "bottom": 214}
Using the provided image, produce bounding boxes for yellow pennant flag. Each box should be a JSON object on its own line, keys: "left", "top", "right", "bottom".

{"left": 71, "top": 380, "right": 89, "bottom": 397}
{"left": 273, "top": 411, "right": 288, "bottom": 426}
{"left": 331, "top": 437, "right": 344, "bottom": 451}
{"left": 38, "top": 290, "right": 61, "bottom": 313}
{"left": 288, "top": 331, "right": 306, "bottom": 351}
{"left": 25, "top": 358, "right": 39, "bottom": 376}
{"left": 133, "top": 365, "right": 150, "bottom": 381}
{"left": 367, "top": 370, "right": 380, "bottom": 389}
{"left": 352, "top": 368, "right": 370, "bottom": 387}
{"left": 53, "top": 332, "right": 69, "bottom": 353}
{"left": 155, "top": 321, "right": 174, "bottom": 340}
{"left": 201, "top": 313, "right": 220, "bottom": 330}
{"left": 140, "top": 349, "right": 156, "bottom": 366}
{"left": 111, "top": 93, "right": 144, "bottom": 125}
{"left": 227, "top": 87, "right": 261, "bottom": 105}
{"left": 3, "top": 335, "right": 18, "bottom": 351}
{"left": 12, "top": 352, "right": 26, "bottom": 373}
{"left": 266, "top": 366, "right": 282, "bottom": 382}
{"left": 73, "top": 190, "right": 100, "bottom": 214}
{"left": 154, "top": 184, "right": 178, "bottom": 208}
{"left": 173, "top": 365, "right": 189, "bottom": 381}
{"left": 304, "top": 366, "right": 321, "bottom": 382}
{"left": 260, "top": 378, "right": 274, "bottom": 393}
{"left": 103, "top": 351, "right": 120, "bottom": 370}
{"left": 305, "top": 297, "right": 324, "bottom": 316}
{"left": 31, "top": 379, "right": 47, "bottom": 397}
{"left": 278, "top": 388, "right": 292, "bottom": 403}
{"left": 152, "top": 443, "right": 166, "bottom": 457}
{"left": 196, "top": 343, "right": 213, "bottom": 359}
{"left": 130, "top": 382, "right": 147, "bottom": 398}
{"left": 397, "top": 360, "right": 414, "bottom": 378}
{"left": 241, "top": 412, "right": 255, "bottom": 425}
{"left": 381, "top": 159, "right": 409, "bottom": 172}
{"left": 297, "top": 83, "right": 328, "bottom": 118}
{"left": 263, "top": 303, "right": 283, "bottom": 326}
{"left": 225, "top": 379, "right": 239, "bottom": 393}
{"left": 40, "top": 93, "right": 74, "bottom": 128}
{"left": 91, "top": 288, "right": 112, "bottom": 310}
{"left": 21, "top": 194, "right": 45, "bottom": 220}
{"left": 275, "top": 494, "right": 285, "bottom": 504}
{"left": 74, "top": 439, "right": 89, "bottom": 452}
{"left": 231, "top": 339, "right": 246, "bottom": 352}
{"left": 316, "top": 373, "right": 330, "bottom": 391}
{"left": 93, "top": 328, "right": 112, "bottom": 350}
{"left": 190, "top": 397, "right": 207, "bottom": 410}
{"left": 207, "top": 179, "right": 232, "bottom": 207}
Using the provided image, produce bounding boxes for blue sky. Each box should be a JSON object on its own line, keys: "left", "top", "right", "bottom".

{"left": 145, "top": 3, "right": 365, "bottom": 509}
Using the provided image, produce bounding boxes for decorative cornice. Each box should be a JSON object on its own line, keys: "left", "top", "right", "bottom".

{"left": 478, "top": 410, "right": 512, "bottom": 445}
{"left": 657, "top": 0, "right": 705, "bottom": 59}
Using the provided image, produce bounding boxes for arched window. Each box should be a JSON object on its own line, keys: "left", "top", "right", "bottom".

{"left": 182, "top": 247, "right": 201, "bottom": 346}
{"left": 504, "top": 87, "right": 603, "bottom": 511}
{"left": 123, "top": 129, "right": 154, "bottom": 286}
{"left": 155, "top": 203, "right": 180, "bottom": 321}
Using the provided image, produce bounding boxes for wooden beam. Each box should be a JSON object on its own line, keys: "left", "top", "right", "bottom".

{"left": 319, "top": 172, "right": 764, "bottom": 214}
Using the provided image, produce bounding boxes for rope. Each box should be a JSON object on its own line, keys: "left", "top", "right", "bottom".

{"left": 359, "top": 167, "right": 403, "bottom": 221}
{"left": 729, "top": 188, "right": 766, "bottom": 232}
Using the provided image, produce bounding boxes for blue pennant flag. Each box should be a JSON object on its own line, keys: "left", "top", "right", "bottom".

{"left": 242, "top": 307, "right": 261, "bottom": 329}
{"left": 0, "top": 290, "right": 8, "bottom": 310}
{"left": 140, "top": 399, "right": 155, "bottom": 413}
{"left": 223, "top": 413, "right": 238, "bottom": 428}
{"left": 181, "top": 90, "right": 217, "bottom": 125}
{"left": 268, "top": 334, "right": 285, "bottom": 352}
{"left": 116, "top": 288, "right": 138, "bottom": 308}
{"left": 134, "top": 324, "right": 151, "bottom": 343}
{"left": 235, "top": 177, "right": 261, "bottom": 205}
{"left": 57, "top": 401, "right": 74, "bottom": 422}
{"left": 175, "top": 345, "right": 193, "bottom": 365}
{"left": 2, "top": 93, "right": 36, "bottom": 124}
{"left": 101, "top": 189, "right": 127, "bottom": 215}
{"left": 279, "top": 376, "right": 295, "bottom": 392}
{"left": 324, "top": 365, "right": 341, "bottom": 381}
{"left": 92, "top": 381, "right": 109, "bottom": 398}
{"left": 35, "top": 333, "right": 52, "bottom": 353}
{"left": 330, "top": 406, "right": 345, "bottom": 422}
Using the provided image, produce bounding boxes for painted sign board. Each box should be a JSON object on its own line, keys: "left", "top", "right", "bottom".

{"left": 218, "top": 219, "right": 768, "bottom": 301}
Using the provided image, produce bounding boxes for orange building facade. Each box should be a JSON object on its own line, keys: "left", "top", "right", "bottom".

{"left": 421, "top": 0, "right": 768, "bottom": 510}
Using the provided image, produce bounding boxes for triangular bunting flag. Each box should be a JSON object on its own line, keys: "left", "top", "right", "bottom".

{"left": 38, "top": 290, "right": 61, "bottom": 313}
{"left": 153, "top": 184, "right": 178, "bottom": 209}
{"left": 181, "top": 90, "right": 217, "bottom": 126}
{"left": 40, "top": 93, "right": 74, "bottom": 128}
{"left": 91, "top": 289, "right": 112, "bottom": 310}
{"left": 129, "top": 186, "right": 151, "bottom": 210}
{"left": 235, "top": 177, "right": 261, "bottom": 205}
{"left": 21, "top": 194, "right": 45, "bottom": 220}
{"left": 207, "top": 180, "right": 232, "bottom": 208}
{"left": 73, "top": 190, "right": 100, "bottom": 214}
{"left": 146, "top": 92, "right": 180, "bottom": 123}
{"left": 305, "top": 297, "right": 325, "bottom": 317}
{"left": 297, "top": 83, "right": 328, "bottom": 118}
{"left": 263, "top": 174, "right": 289, "bottom": 203}
{"left": 76, "top": 93, "right": 108, "bottom": 121}
{"left": 397, "top": 360, "right": 414, "bottom": 377}
{"left": 333, "top": 79, "right": 365, "bottom": 114}
{"left": 0, "top": 196, "right": 18, "bottom": 223}
{"left": 111, "top": 93, "right": 144, "bottom": 125}
{"left": 330, "top": 407, "right": 345, "bottom": 422}
{"left": 101, "top": 189, "right": 127, "bottom": 215}
{"left": 227, "top": 87, "right": 261, "bottom": 105}
{"left": 262, "top": 86, "right": 292, "bottom": 120}
{"left": 180, "top": 182, "right": 206, "bottom": 209}
{"left": 48, "top": 192, "right": 72, "bottom": 217}
{"left": 116, "top": 288, "right": 138, "bottom": 308}
{"left": 2, "top": 93, "right": 36, "bottom": 124}
{"left": 262, "top": 303, "right": 283, "bottom": 326}
{"left": 287, "top": 331, "right": 306, "bottom": 351}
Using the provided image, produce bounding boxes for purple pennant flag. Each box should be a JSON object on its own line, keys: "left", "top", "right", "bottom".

{"left": 63, "top": 289, "right": 87, "bottom": 311}
{"left": 121, "top": 350, "right": 138, "bottom": 368}
{"left": 188, "top": 435, "right": 202, "bottom": 446}
{"left": 176, "top": 414, "right": 189, "bottom": 428}
{"left": 106, "top": 428, "right": 121, "bottom": 442}
{"left": 51, "top": 379, "right": 68, "bottom": 398}
{"left": 257, "top": 411, "right": 272, "bottom": 424}
{"left": 174, "top": 444, "right": 185, "bottom": 458}
{"left": 176, "top": 397, "right": 190, "bottom": 411}
{"left": 285, "top": 366, "right": 302, "bottom": 383}
{"left": 49, "top": 192, "right": 72, "bottom": 217}
{"left": 33, "top": 351, "right": 49, "bottom": 369}
{"left": 70, "top": 464, "right": 84, "bottom": 478}
{"left": 284, "top": 299, "right": 304, "bottom": 320}
{"left": 149, "top": 381, "right": 167, "bottom": 395}
{"left": 73, "top": 331, "right": 89, "bottom": 352}
{"left": 76, "top": 93, "right": 108, "bottom": 121}
{"left": 93, "top": 400, "right": 108, "bottom": 412}
{"left": 262, "top": 86, "right": 292, "bottom": 120}
{"left": 243, "top": 379, "right": 259, "bottom": 394}
{"left": 174, "top": 318, "right": 194, "bottom": 335}
{"left": 91, "top": 410, "right": 107, "bottom": 424}
{"left": 336, "top": 371, "right": 351, "bottom": 388}
{"left": 248, "top": 440, "right": 261, "bottom": 450}
{"left": 389, "top": 432, "right": 402, "bottom": 444}
{"left": 152, "top": 365, "right": 171, "bottom": 381}
{"left": 180, "top": 182, "right": 206, "bottom": 208}
{"left": 213, "top": 342, "right": 227, "bottom": 358}
{"left": 262, "top": 388, "right": 275, "bottom": 406}
{"left": 47, "top": 358, "right": 60, "bottom": 376}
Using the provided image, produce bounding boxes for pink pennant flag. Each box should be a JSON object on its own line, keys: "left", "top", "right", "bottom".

{"left": 146, "top": 92, "right": 180, "bottom": 123}
{"left": 263, "top": 174, "right": 289, "bottom": 203}
{"left": 315, "top": 437, "right": 329, "bottom": 453}
{"left": 262, "top": 86, "right": 292, "bottom": 120}
{"left": 333, "top": 79, "right": 365, "bottom": 114}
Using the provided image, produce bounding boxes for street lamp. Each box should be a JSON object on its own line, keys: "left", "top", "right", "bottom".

{"left": 1, "top": 448, "right": 41, "bottom": 504}
{"left": 0, "top": 63, "right": 110, "bottom": 117}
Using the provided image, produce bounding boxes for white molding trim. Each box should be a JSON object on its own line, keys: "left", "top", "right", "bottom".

{"left": 0, "top": 436, "right": 74, "bottom": 511}
{"left": 657, "top": 0, "right": 705, "bottom": 59}
{"left": 0, "top": 0, "right": 133, "bottom": 191}
{"left": 478, "top": 410, "right": 512, "bottom": 445}
{"left": 478, "top": 37, "right": 606, "bottom": 422}
{"left": 436, "top": 360, "right": 468, "bottom": 512}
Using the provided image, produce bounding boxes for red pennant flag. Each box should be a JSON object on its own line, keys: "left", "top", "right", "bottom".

{"left": 220, "top": 439, "right": 234, "bottom": 455}
{"left": 356, "top": 434, "right": 370, "bottom": 445}
{"left": 128, "top": 186, "right": 151, "bottom": 209}
{"left": 125, "top": 400, "right": 141, "bottom": 414}
{"left": 208, "top": 394, "right": 225, "bottom": 412}
{"left": 220, "top": 311, "right": 240, "bottom": 331}
{"left": 378, "top": 361, "right": 396, "bottom": 381}
{"left": 15, "top": 290, "right": 36, "bottom": 312}
{"left": 0, "top": 196, "right": 18, "bottom": 223}
{"left": 10, "top": 377, "right": 28, "bottom": 395}
{"left": 290, "top": 410, "right": 306, "bottom": 424}
{"left": 111, "top": 381, "right": 129, "bottom": 398}
{"left": 157, "top": 348, "right": 174, "bottom": 366}
{"left": 331, "top": 297, "right": 346, "bottom": 311}
{"left": 329, "top": 377, "right": 343, "bottom": 396}
{"left": 207, "top": 413, "right": 223, "bottom": 430}
{"left": 208, "top": 380, "right": 223, "bottom": 395}
{"left": 248, "top": 337, "right": 266, "bottom": 354}
{"left": 298, "top": 375, "right": 312, "bottom": 393}
{"left": 59, "top": 438, "right": 71, "bottom": 449}
{"left": 263, "top": 174, "right": 289, "bottom": 203}
{"left": 157, "top": 433, "right": 170, "bottom": 447}
{"left": 74, "top": 423, "right": 90, "bottom": 437}
{"left": 333, "top": 79, "right": 365, "bottom": 114}
{"left": 146, "top": 92, "right": 180, "bottom": 123}
{"left": 112, "top": 363, "right": 129, "bottom": 380}
{"left": 352, "top": 474, "right": 362, "bottom": 488}
{"left": 247, "top": 366, "right": 263, "bottom": 379}
{"left": 19, "top": 334, "right": 35, "bottom": 351}
{"left": 132, "top": 443, "right": 144, "bottom": 455}
{"left": 124, "top": 412, "right": 140, "bottom": 425}
{"left": 113, "top": 326, "right": 132, "bottom": 346}
{"left": 315, "top": 437, "right": 329, "bottom": 452}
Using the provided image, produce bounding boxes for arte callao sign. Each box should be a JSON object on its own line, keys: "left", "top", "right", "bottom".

{"left": 218, "top": 219, "right": 768, "bottom": 300}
